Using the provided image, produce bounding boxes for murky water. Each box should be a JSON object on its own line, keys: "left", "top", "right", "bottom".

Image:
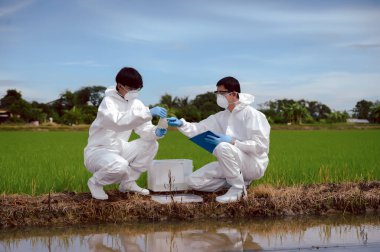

{"left": 1, "top": 214, "right": 379, "bottom": 251}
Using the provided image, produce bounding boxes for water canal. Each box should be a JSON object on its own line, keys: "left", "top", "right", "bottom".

{"left": 1, "top": 213, "right": 379, "bottom": 251}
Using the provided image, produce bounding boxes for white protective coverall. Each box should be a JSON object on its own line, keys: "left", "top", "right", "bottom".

{"left": 84, "top": 86, "right": 160, "bottom": 187}
{"left": 178, "top": 93, "right": 270, "bottom": 192}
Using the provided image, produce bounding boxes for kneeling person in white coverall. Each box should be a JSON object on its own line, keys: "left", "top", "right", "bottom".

{"left": 168, "top": 77, "right": 270, "bottom": 203}
{"left": 84, "top": 67, "right": 168, "bottom": 200}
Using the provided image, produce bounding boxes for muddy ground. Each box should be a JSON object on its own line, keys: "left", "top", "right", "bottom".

{"left": 1, "top": 182, "right": 379, "bottom": 229}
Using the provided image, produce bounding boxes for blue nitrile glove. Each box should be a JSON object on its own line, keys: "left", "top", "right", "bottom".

{"left": 167, "top": 117, "right": 183, "bottom": 127}
{"left": 204, "top": 133, "right": 232, "bottom": 145}
{"left": 150, "top": 106, "right": 167, "bottom": 118}
{"left": 155, "top": 128, "right": 167, "bottom": 137}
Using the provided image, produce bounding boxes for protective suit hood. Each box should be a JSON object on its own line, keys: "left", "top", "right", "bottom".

{"left": 235, "top": 93, "right": 255, "bottom": 110}
{"left": 105, "top": 85, "right": 123, "bottom": 100}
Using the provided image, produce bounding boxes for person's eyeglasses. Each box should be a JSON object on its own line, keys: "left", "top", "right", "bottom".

{"left": 120, "top": 85, "right": 142, "bottom": 92}
{"left": 129, "top": 87, "right": 142, "bottom": 92}
{"left": 214, "top": 90, "right": 230, "bottom": 95}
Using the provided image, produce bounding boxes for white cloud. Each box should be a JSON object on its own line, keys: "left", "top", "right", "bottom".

{"left": 0, "top": 0, "right": 33, "bottom": 17}
{"left": 241, "top": 72, "right": 380, "bottom": 111}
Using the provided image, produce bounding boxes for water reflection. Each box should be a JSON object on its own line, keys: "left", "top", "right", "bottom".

{"left": 86, "top": 228, "right": 261, "bottom": 252}
{"left": 1, "top": 214, "right": 379, "bottom": 252}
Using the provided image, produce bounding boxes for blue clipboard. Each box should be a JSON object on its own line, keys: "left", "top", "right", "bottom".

{"left": 189, "top": 130, "right": 219, "bottom": 154}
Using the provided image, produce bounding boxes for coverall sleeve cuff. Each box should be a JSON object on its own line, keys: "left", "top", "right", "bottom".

{"left": 179, "top": 118, "right": 187, "bottom": 128}
{"left": 234, "top": 140, "right": 244, "bottom": 151}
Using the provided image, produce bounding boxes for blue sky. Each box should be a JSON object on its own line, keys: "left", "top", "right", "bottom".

{"left": 1, "top": 0, "right": 379, "bottom": 111}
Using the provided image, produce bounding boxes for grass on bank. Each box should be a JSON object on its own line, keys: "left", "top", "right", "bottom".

{"left": 0, "top": 130, "right": 379, "bottom": 195}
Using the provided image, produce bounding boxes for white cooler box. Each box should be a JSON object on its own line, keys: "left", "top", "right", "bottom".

{"left": 148, "top": 159, "right": 193, "bottom": 192}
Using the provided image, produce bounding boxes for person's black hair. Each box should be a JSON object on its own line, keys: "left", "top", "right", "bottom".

{"left": 216, "top": 76, "right": 241, "bottom": 93}
{"left": 115, "top": 67, "right": 143, "bottom": 91}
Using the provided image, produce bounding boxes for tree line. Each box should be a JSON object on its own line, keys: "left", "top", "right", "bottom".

{"left": 0, "top": 87, "right": 105, "bottom": 125}
{"left": 0, "top": 86, "right": 379, "bottom": 125}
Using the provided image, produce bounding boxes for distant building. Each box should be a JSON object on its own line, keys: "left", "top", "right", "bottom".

{"left": 347, "top": 118, "right": 370, "bottom": 124}
{"left": 0, "top": 109, "right": 10, "bottom": 123}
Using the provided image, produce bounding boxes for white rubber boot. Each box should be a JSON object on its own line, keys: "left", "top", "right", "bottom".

{"left": 88, "top": 177, "right": 108, "bottom": 200}
{"left": 215, "top": 186, "right": 247, "bottom": 203}
{"left": 119, "top": 181, "right": 150, "bottom": 195}
{"left": 216, "top": 173, "right": 247, "bottom": 203}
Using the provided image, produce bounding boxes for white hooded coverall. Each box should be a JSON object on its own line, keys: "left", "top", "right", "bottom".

{"left": 179, "top": 93, "right": 270, "bottom": 192}
{"left": 84, "top": 86, "right": 160, "bottom": 186}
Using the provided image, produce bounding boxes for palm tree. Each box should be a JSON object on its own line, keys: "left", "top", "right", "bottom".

{"left": 282, "top": 102, "right": 310, "bottom": 124}
{"left": 159, "top": 93, "right": 179, "bottom": 109}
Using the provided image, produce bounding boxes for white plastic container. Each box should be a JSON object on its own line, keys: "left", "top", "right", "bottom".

{"left": 151, "top": 194, "right": 203, "bottom": 204}
{"left": 148, "top": 159, "right": 193, "bottom": 192}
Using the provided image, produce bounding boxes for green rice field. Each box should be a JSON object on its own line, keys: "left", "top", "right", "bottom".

{"left": 1, "top": 130, "right": 379, "bottom": 195}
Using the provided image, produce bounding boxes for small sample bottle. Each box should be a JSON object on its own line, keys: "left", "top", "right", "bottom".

{"left": 157, "top": 117, "right": 168, "bottom": 129}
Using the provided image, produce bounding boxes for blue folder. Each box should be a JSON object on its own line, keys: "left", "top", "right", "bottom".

{"left": 189, "top": 130, "right": 219, "bottom": 154}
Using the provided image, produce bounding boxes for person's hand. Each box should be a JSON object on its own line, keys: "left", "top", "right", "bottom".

{"left": 204, "top": 133, "right": 232, "bottom": 145}
{"left": 167, "top": 117, "right": 183, "bottom": 127}
{"left": 155, "top": 128, "right": 167, "bottom": 137}
{"left": 150, "top": 106, "right": 167, "bottom": 118}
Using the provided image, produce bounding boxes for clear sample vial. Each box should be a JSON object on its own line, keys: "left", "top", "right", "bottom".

{"left": 157, "top": 117, "right": 168, "bottom": 129}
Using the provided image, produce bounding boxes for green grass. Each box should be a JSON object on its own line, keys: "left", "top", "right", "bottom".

{"left": 264, "top": 130, "right": 380, "bottom": 185}
{"left": 0, "top": 130, "right": 379, "bottom": 195}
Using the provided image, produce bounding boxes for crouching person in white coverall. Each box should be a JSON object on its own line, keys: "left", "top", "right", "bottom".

{"left": 84, "top": 67, "right": 168, "bottom": 200}
{"left": 168, "top": 77, "right": 270, "bottom": 203}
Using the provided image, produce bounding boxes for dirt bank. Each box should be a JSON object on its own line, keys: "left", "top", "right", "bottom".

{"left": 1, "top": 182, "right": 379, "bottom": 229}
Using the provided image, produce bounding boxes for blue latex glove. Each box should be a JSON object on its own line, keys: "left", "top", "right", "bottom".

{"left": 167, "top": 117, "right": 183, "bottom": 127}
{"left": 155, "top": 128, "right": 167, "bottom": 137}
{"left": 150, "top": 106, "right": 167, "bottom": 118}
{"left": 204, "top": 133, "right": 232, "bottom": 145}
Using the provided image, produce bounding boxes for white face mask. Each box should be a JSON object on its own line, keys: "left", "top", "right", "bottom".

{"left": 124, "top": 90, "right": 139, "bottom": 101}
{"left": 118, "top": 84, "right": 140, "bottom": 101}
{"left": 216, "top": 94, "right": 229, "bottom": 109}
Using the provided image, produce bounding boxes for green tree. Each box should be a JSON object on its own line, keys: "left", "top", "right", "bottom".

{"left": 88, "top": 86, "right": 106, "bottom": 107}
{"left": 192, "top": 92, "right": 221, "bottom": 120}
{"left": 62, "top": 106, "right": 82, "bottom": 125}
{"left": 353, "top": 100, "right": 373, "bottom": 119}
{"left": 175, "top": 105, "right": 201, "bottom": 122}
{"left": 60, "top": 90, "right": 75, "bottom": 109}
{"left": 260, "top": 99, "right": 334, "bottom": 124}
{"left": 50, "top": 90, "right": 75, "bottom": 118}
{"left": 370, "top": 101, "right": 380, "bottom": 123}
{"left": 282, "top": 102, "right": 311, "bottom": 124}
{"left": 0, "top": 89, "right": 22, "bottom": 109}
{"left": 74, "top": 87, "right": 91, "bottom": 106}
{"left": 31, "top": 101, "right": 53, "bottom": 123}
{"left": 159, "top": 93, "right": 179, "bottom": 109}
{"left": 306, "top": 101, "right": 331, "bottom": 121}
{"left": 326, "top": 111, "right": 349, "bottom": 123}
{"left": 74, "top": 86, "right": 106, "bottom": 107}
{"left": 9, "top": 99, "right": 31, "bottom": 121}
{"left": 81, "top": 105, "right": 98, "bottom": 124}
{"left": 176, "top": 97, "right": 189, "bottom": 108}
